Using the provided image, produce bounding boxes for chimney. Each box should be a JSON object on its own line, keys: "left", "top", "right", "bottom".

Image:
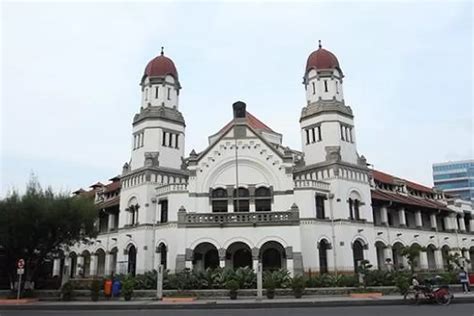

{"left": 232, "top": 101, "right": 246, "bottom": 119}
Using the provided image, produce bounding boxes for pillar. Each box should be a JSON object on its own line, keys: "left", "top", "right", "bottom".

{"left": 470, "top": 219, "right": 474, "bottom": 233}
{"left": 77, "top": 255, "right": 84, "bottom": 277}
{"left": 464, "top": 250, "right": 471, "bottom": 271}
{"left": 185, "top": 248, "right": 193, "bottom": 270}
{"left": 398, "top": 208, "right": 406, "bottom": 227}
{"left": 444, "top": 216, "right": 452, "bottom": 231}
{"left": 434, "top": 249, "right": 443, "bottom": 270}
{"left": 415, "top": 210, "right": 422, "bottom": 228}
{"left": 218, "top": 248, "right": 226, "bottom": 268}
{"left": 458, "top": 215, "right": 466, "bottom": 232}
{"left": 52, "top": 258, "right": 61, "bottom": 277}
{"left": 90, "top": 254, "right": 98, "bottom": 276}
{"left": 252, "top": 247, "right": 259, "bottom": 271}
{"left": 419, "top": 250, "right": 428, "bottom": 271}
{"left": 383, "top": 246, "right": 393, "bottom": 267}
{"left": 285, "top": 247, "right": 294, "bottom": 277}
{"left": 104, "top": 252, "right": 113, "bottom": 276}
{"left": 380, "top": 206, "right": 388, "bottom": 225}
{"left": 430, "top": 214, "right": 437, "bottom": 230}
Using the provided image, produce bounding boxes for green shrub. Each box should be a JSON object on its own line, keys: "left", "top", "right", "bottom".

{"left": 393, "top": 271, "right": 410, "bottom": 296}
{"left": 291, "top": 275, "right": 305, "bottom": 298}
{"left": 90, "top": 279, "right": 100, "bottom": 301}
{"left": 263, "top": 269, "right": 290, "bottom": 288}
{"left": 226, "top": 279, "right": 239, "bottom": 300}
{"left": 61, "top": 281, "right": 74, "bottom": 301}
{"left": 122, "top": 276, "right": 135, "bottom": 301}
{"left": 365, "top": 270, "right": 394, "bottom": 286}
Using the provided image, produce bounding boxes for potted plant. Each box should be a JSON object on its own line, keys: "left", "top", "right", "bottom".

{"left": 291, "top": 276, "right": 305, "bottom": 298}
{"left": 226, "top": 279, "right": 239, "bottom": 300}
{"left": 90, "top": 279, "right": 100, "bottom": 301}
{"left": 264, "top": 277, "right": 276, "bottom": 299}
{"left": 122, "top": 277, "right": 135, "bottom": 301}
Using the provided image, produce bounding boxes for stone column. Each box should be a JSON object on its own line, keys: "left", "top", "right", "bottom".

{"left": 185, "top": 248, "right": 193, "bottom": 270}
{"left": 464, "top": 250, "right": 471, "bottom": 271}
{"left": 383, "top": 246, "right": 393, "bottom": 267}
{"left": 104, "top": 252, "right": 113, "bottom": 276}
{"left": 285, "top": 247, "right": 294, "bottom": 277}
{"left": 90, "top": 254, "right": 98, "bottom": 276}
{"left": 434, "top": 249, "right": 443, "bottom": 270}
{"left": 443, "top": 216, "right": 451, "bottom": 231}
{"left": 419, "top": 250, "right": 428, "bottom": 271}
{"left": 398, "top": 208, "right": 407, "bottom": 227}
{"left": 77, "top": 255, "right": 84, "bottom": 277}
{"left": 415, "top": 210, "right": 423, "bottom": 228}
{"left": 458, "top": 215, "right": 466, "bottom": 232}
{"left": 449, "top": 215, "right": 458, "bottom": 231}
{"left": 380, "top": 206, "right": 388, "bottom": 225}
{"left": 52, "top": 258, "right": 61, "bottom": 277}
{"left": 470, "top": 219, "right": 474, "bottom": 233}
{"left": 218, "top": 248, "right": 226, "bottom": 268}
{"left": 252, "top": 248, "right": 259, "bottom": 271}
{"left": 430, "top": 214, "right": 437, "bottom": 230}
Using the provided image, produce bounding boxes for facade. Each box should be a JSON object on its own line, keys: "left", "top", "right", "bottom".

{"left": 52, "top": 45, "right": 474, "bottom": 279}
{"left": 433, "top": 160, "right": 474, "bottom": 202}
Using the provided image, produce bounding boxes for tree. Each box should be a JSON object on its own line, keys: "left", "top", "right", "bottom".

{"left": 0, "top": 176, "right": 97, "bottom": 291}
{"left": 400, "top": 244, "right": 422, "bottom": 273}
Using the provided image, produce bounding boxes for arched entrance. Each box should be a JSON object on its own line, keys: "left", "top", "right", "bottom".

{"left": 470, "top": 247, "right": 474, "bottom": 271}
{"left": 82, "top": 250, "right": 91, "bottom": 277}
{"left": 352, "top": 239, "right": 365, "bottom": 272}
{"left": 441, "top": 245, "right": 450, "bottom": 270}
{"left": 427, "top": 244, "right": 437, "bottom": 271}
{"left": 227, "top": 242, "right": 252, "bottom": 269}
{"left": 127, "top": 245, "right": 137, "bottom": 276}
{"left": 96, "top": 249, "right": 106, "bottom": 276}
{"left": 392, "top": 242, "right": 404, "bottom": 270}
{"left": 260, "top": 241, "right": 286, "bottom": 271}
{"left": 158, "top": 243, "right": 167, "bottom": 270}
{"left": 318, "top": 239, "right": 330, "bottom": 274}
{"left": 69, "top": 252, "right": 77, "bottom": 278}
{"left": 193, "top": 242, "right": 219, "bottom": 271}
{"left": 375, "top": 241, "right": 386, "bottom": 270}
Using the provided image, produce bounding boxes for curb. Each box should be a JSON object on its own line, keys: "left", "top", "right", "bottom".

{"left": 1, "top": 297, "right": 474, "bottom": 310}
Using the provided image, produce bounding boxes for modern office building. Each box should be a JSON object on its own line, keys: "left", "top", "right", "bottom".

{"left": 433, "top": 160, "right": 474, "bottom": 202}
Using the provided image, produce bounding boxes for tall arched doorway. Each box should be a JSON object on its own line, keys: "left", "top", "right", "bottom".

{"left": 193, "top": 242, "right": 219, "bottom": 271}
{"left": 441, "top": 245, "right": 450, "bottom": 270}
{"left": 82, "top": 250, "right": 91, "bottom": 277}
{"left": 470, "top": 247, "right": 474, "bottom": 271}
{"left": 96, "top": 249, "right": 106, "bottom": 276}
{"left": 109, "top": 247, "right": 118, "bottom": 276}
{"left": 352, "top": 240, "right": 365, "bottom": 272}
{"left": 392, "top": 242, "right": 404, "bottom": 270}
{"left": 69, "top": 252, "right": 77, "bottom": 278}
{"left": 375, "top": 241, "right": 386, "bottom": 270}
{"left": 260, "top": 241, "right": 286, "bottom": 271}
{"left": 127, "top": 245, "right": 137, "bottom": 276}
{"left": 427, "top": 244, "right": 437, "bottom": 271}
{"left": 227, "top": 242, "right": 252, "bottom": 269}
{"left": 318, "top": 239, "right": 330, "bottom": 274}
{"left": 158, "top": 243, "right": 167, "bottom": 270}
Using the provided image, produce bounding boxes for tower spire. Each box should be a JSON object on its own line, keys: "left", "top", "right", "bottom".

{"left": 161, "top": 46, "right": 164, "bottom": 56}
{"left": 318, "top": 40, "right": 322, "bottom": 49}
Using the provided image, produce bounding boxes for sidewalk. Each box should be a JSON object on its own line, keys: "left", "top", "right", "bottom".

{"left": 1, "top": 293, "right": 474, "bottom": 310}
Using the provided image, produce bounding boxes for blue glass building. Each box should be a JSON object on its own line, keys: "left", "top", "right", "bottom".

{"left": 433, "top": 160, "right": 474, "bottom": 202}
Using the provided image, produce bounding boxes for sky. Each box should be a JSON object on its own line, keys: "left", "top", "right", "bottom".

{"left": 1, "top": 0, "right": 473, "bottom": 196}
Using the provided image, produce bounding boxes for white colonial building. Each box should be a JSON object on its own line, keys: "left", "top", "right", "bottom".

{"left": 54, "top": 44, "right": 474, "bottom": 278}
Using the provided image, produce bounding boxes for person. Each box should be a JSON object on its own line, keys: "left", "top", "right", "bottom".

{"left": 458, "top": 267, "right": 470, "bottom": 293}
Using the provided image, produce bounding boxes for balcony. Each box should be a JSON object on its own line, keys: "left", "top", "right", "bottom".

{"left": 177, "top": 206, "right": 300, "bottom": 228}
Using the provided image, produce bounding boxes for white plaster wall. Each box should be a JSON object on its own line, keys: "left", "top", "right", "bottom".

{"left": 142, "top": 75, "right": 179, "bottom": 109}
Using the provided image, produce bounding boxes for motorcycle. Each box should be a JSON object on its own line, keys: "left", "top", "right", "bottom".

{"left": 404, "top": 276, "right": 453, "bottom": 305}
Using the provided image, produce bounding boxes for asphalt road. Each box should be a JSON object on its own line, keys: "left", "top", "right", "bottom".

{"left": 1, "top": 304, "right": 474, "bottom": 316}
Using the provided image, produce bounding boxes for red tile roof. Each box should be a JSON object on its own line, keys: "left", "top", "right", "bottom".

{"left": 104, "top": 181, "right": 121, "bottom": 193}
{"left": 96, "top": 195, "right": 120, "bottom": 209}
{"left": 306, "top": 47, "right": 341, "bottom": 73}
{"left": 218, "top": 111, "right": 274, "bottom": 134}
{"left": 371, "top": 189, "right": 449, "bottom": 211}
{"left": 144, "top": 53, "right": 178, "bottom": 80}
{"left": 372, "top": 170, "right": 434, "bottom": 193}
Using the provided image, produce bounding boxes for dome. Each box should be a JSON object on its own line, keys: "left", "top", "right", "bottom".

{"left": 143, "top": 48, "right": 179, "bottom": 80}
{"left": 305, "top": 42, "right": 341, "bottom": 74}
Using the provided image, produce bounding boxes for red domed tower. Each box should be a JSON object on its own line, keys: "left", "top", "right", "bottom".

{"left": 300, "top": 41, "right": 361, "bottom": 168}
{"left": 303, "top": 41, "right": 344, "bottom": 104}
{"left": 140, "top": 47, "right": 181, "bottom": 109}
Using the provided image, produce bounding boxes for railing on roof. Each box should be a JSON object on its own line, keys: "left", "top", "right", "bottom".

{"left": 156, "top": 183, "right": 188, "bottom": 196}
{"left": 294, "top": 179, "right": 330, "bottom": 191}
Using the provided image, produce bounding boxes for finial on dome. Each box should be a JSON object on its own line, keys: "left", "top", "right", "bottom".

{"left": 318, "top": 40, "right": 322, "bottom": 49}
{"left": 161, "top": 46, "right": 164, "bottom": 56}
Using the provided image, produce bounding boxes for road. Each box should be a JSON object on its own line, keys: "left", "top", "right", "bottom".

{"left": 1, "top": 304, "right": 473, "bottom": 316}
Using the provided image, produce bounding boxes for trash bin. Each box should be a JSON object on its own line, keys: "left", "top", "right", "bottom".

{"left": 104, "top": 279, "right": 112, "bottom": 297}
{"left": 112, "top": 279, "right": 121, "bottom": 297}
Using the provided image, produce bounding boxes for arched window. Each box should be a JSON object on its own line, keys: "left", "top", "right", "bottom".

{"left": 233, "top": 187, "right": 250, "bottom": 212}
{"left": 348, "top": 191, "right": 362, "bottom": 221}
{"left": 318, "top": 240, "right": 330, "bottom": 274}
{"left": 127, "top": 245, "right": 137, "bottom": 276}
{"left": 211, "top": 188, "right": 228, "bottom": 213}
{"left": 127, "top": 197, "right": 139, "bottom": 225}
{"left": 255, "top": 187, "right": 271, "bottom": 212}
{"left": 352, "top": 240, "right": 365, "bottom": 272}
{"left": 158, "top": 243, "right": 167, "bottom": 270}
